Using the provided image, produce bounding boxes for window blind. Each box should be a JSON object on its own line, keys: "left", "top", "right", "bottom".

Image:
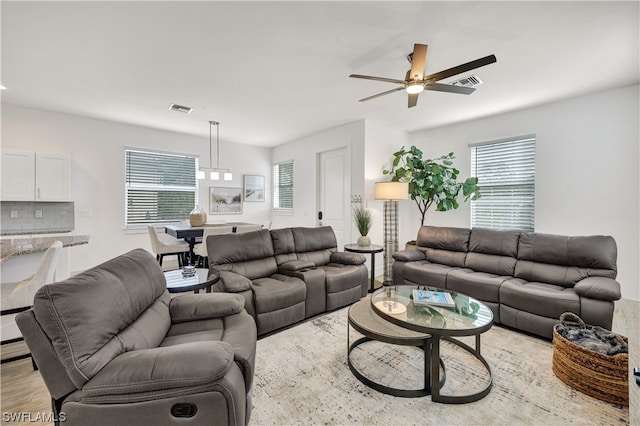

{"left": 125, "top": 149, "right": 198, "bottom": 225}
{"left": 471, "top": 136, "right": 535, "bottom": 231}
{"left": 273, "top": 160, "right": 293, "bottom": 210}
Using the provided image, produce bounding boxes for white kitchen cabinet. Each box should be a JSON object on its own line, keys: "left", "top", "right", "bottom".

{"left": 35, "top": 152, "right": 71, "bottom": 201}
{"left": 1, "top": 149, "right": 35, "bottom": 201}
{"left": 1, "top": 149, "right": 71, "bottom": 201}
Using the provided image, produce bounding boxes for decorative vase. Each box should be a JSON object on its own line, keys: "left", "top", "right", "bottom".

{"left": 189, "top": 206, "right": 207, "bottom": 227}
{"left": 357, "top": 235, "right": 371, "bottom": 247}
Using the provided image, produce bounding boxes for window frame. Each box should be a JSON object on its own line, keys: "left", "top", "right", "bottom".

{"left": 470, "top": 134, "right": 536, "bottom": 231}
{"left": 124, "top": 147, "right": 199, "bottom": 228}
{"left": 272, "top": 160, "right": 294, "bottom": 213}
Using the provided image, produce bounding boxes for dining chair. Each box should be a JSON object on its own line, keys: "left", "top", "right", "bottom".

{"left": 147, "top": 225, "right": 190, "bottom": 268}
{"left": 193, "top": 225, "right": 234, "bottom": 267}
{"left": 235, "top": 224, "right": 264, "bottom": 234}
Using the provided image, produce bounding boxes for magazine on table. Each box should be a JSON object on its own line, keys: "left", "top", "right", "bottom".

{"left": 412, "top": 289, "right": 455, "bottom": 308}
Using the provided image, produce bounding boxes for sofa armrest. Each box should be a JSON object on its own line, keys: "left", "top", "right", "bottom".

{"left": 330, "top": 252, "right": 366, "bottom": 265}
{"left": 393, "top": 250, "right": 426, "bottom": 262}
{"left": 280, "top": 260, "right": 315, "bottom": 272}
{"left": 81, "top": 341, "right": 234, "bottom": 402}
{"left": 574, "top": 277, "right": 621, "bottom": 301}
{"left": 170, "top": 293, "right": 245, "bottom": 323}
{"left": 217, "top": 270, "right": 252, "bottom": 293}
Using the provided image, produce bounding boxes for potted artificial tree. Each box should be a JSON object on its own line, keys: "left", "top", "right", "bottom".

{"left": 383, "top": 146, "right": 481, "bottom": 248}
{"left": 353, "top": 204, "right": 373, "bottom": 246}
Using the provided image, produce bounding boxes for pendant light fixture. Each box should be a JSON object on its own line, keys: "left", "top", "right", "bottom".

{"left": 197, "top": 120, "right": 232, "bottom": 181}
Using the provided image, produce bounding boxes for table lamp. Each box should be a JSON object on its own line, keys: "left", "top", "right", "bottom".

{"left": 374, "top": 181, "right": 409, "bottom": 286}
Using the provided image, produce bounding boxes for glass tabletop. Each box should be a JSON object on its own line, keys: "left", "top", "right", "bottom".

{"left": 371, "top": 285, "right": 494, "bottom": 337}
{"left": 164, "top": 268, "right": 219, "bottom": 293}
{"left": 344, "top": 243, "right": 383, "bottom": 253}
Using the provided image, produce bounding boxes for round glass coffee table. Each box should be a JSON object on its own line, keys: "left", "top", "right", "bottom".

{"left": 164, "top": 268, "right": 220, "bottom": 294}
{"left": 347, "top": 285, "right": 493, "bottom": 403}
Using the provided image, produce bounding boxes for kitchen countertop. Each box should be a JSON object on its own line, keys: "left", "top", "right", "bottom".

{"left": 0, "top": 234, "right": 90, "bottom": 263}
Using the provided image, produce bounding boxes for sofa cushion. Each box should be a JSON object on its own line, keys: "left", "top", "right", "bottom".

{"left": 416, "top": 226, "right": 471, "bottom": 252}
{"left": 446, "top": 269, "right": 509, "bottom": 303}
{"left": 500, "top": 278, "right": 580, "bottom": 319}
{"left": 402, "top": 261, "right": 455, "bottom": 288}
{"left": 32, "top": 249, "right": 171, "bottom": 388}
{"left": 208, "top": 230, "right": 278, "bottom": 279}
{"left": 251, "top": 275, "right": 306, "bottom": 314}
{"left": 81, "top": 341, "right": 235, "bottom": 400}
{"left": 465, "top": 228, "right": 519, "bottom": 275}
{"left": 469, "top": 227, "right": 520, "bottom": 257}
{"left": 424, "top": 248, "right": 467, "bottom": 267}
{"left": 291, "top": 226, "right": 337, "bottom": 266}
{"left": 320, "top": 264, "right": 366, "bottom": 295}
{"left": 270, "top": 228, "right": 297, "bottom": 265}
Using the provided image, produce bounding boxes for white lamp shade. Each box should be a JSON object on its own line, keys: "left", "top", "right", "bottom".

{"left": 374, "top": 181, "right": 409, "bottom": 200}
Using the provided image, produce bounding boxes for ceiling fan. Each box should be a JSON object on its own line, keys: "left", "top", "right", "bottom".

{"left": 349, "top": 44, "right": 497, "bottom": 108}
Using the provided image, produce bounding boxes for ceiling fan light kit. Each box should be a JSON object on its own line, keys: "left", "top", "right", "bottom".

{"left": 350, "top": 43, "right": 496, "bottom": 108}
{"left": 406, "top": 82, "right": 424, "bottom": 94}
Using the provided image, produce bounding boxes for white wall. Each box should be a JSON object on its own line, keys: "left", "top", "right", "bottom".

{"left": 364, "top": 120, "right": 411, "bottom": 277}
{"left": 410, "top": 85, "right": 639, "bottom": 301}
{"left": 270, "top": 119, "right": 411, "bottom": 278}
{"left": 271, "top": 120, "right": 366, "bottom": 239}
{"left": 1, "top": 104, "right": 272, "bottom": 273}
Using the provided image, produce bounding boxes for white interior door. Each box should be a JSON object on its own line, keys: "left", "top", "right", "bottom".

{"left": 317, "top": 147, "right": 350, "bottom": 249}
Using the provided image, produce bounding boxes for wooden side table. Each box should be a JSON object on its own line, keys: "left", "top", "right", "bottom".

{"left": 164, "top": 268, "right": 220, "bottom": 294}
{"left": 344, "top": 243, "right": 383, "bottom": 293}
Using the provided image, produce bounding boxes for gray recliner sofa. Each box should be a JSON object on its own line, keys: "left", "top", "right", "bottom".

{"left": 206, "top": 226, "right": 368, "bottom": 336}
{"left": 392, "top": 226, "right": 621, "bottom": 339}
{"left": 16, "top": 249, "right": 257, "bottom": 426}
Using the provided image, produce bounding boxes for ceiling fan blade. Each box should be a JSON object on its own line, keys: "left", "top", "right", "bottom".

{"left": 358, "top": 87, "right": 404, "bottom": 102}
{"left": 408, "top": 93, "right": 419, "bottom": 108}
{"left": 425, "top": 54, "right": 497, "bottom": 83}
{"left": 425, "top": 82, "right": 476, "bottom": 95}
{"left": 349, "top": 74, "right": 406, "bottom": 85}
{"left": 409, "top": 44, "right": 428, "bottom": 81}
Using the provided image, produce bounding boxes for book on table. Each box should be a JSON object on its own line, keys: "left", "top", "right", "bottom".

{"left": 412, "top": 289, "right": 455, "bottom": 308}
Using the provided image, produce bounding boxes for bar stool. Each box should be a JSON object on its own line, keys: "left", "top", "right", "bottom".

{"left": 1, "top": 240, "right": 63, "bottom": 368}
{"left": 147, "top": 226, "right": 189, "bottom": 267}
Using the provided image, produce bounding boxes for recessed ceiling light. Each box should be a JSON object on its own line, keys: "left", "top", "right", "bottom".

{"left": 168, "top": 103, "right": 193, "bottom": 114}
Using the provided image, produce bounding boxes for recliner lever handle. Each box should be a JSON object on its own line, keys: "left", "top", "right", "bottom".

{"left": 171, "top": 403, "right": 198, "bottom": 418}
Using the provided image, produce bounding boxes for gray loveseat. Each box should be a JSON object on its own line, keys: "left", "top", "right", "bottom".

{"left": 17, "top": 249, "right": 257, "bottom": 426}
{"left": 206, "top": 226, "right": 368, "bottom": 336}
{"left": 392, "top": 226, "right": 621, "bottom": 339}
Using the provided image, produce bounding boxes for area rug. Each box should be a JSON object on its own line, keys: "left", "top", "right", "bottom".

{"left": 250, "top": 306, "right": 629, "bottom": 425}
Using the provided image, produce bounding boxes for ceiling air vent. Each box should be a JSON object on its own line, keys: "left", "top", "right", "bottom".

{"left": 450, "top": 74, "right": 483, "bottom": 87}
{"left": 168, "top": 103, "right": 193, "bottom": 114}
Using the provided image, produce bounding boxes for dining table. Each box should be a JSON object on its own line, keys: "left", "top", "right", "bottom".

{"left": 164, "top": 222, "right": 258, "bottom": 264}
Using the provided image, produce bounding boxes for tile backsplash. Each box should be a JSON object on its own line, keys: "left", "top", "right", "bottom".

{"left": 0, "top": 201, "right": 75, "bottom": 235}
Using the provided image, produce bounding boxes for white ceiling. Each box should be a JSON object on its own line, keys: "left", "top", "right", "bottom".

{"left": 1, "top": 1, "right": 638, "bottom": 147}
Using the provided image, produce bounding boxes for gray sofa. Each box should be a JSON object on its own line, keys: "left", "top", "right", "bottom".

{"left": 392, "top": 226, "right": 621, "bottom": 339}
{"left": 206, "top": 226, "right": 368, "bottom": 336}
{"left": 16, "top": 249, "right": 256, "bottom": 426}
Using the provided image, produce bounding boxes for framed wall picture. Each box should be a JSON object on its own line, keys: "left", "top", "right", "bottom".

{"left": 243, "top": 175, "right": 265, "bottom": 202}
{"left": 210, "top": 187, "right": 243, "bottom": 214}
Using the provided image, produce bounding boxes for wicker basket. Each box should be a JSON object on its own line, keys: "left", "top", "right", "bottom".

{"left": 552, "top": 312, "right": 628, "bottom": 406}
